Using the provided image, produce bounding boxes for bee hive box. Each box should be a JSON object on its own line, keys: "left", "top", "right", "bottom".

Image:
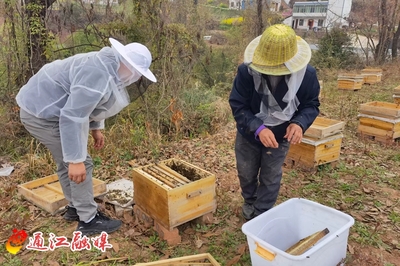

{"left": 135, "top": 253, "right": 220, "bottom": 266}
{"left": 286, "top": 134, "right": 343, "bottom": 170}
{"left": 357, "top": 101, "right": 400, "bottom": 144}
{"left": 304, "top": 117, "right": 345, "bottom": 139}
{"left": 337, "top": 74, "right": 364, "bottom": 90}
{"left": 359, "top": 101, "right": 400, "bottom": 119}
{"left": 361, "top": 68, "right": 382, "bottom": 84}
{"left": 394, "top": 85, "right": 400, "bottom": 104}
{"left": 18, "top": 174, "right": 106, "bottom": 214}
{"left": 132, "top": 158, "right": 217, "bottom": 230}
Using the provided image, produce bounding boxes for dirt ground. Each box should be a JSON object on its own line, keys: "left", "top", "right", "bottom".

{"left": 1, "top": 117, "right": 400, "bottom": 265}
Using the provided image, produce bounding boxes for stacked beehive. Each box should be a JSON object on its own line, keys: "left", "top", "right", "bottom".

{"left": 337, "top": 73, "right": 364, "bottom": 90}
{"left": 394, "top": 85, "right": 400, "bottom": 104}
{"left": 357, "top": 101, "right": 400, "bottom": 144}
{"left": 361, "top": 68, "right": 383, "bottom": 84}
{"left": 285, "top": 117, "right": 345, "bottom": 170}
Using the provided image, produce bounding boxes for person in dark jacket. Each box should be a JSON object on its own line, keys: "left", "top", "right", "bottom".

{"left": 229, "top": 24, "right": 320, "bottom": 220}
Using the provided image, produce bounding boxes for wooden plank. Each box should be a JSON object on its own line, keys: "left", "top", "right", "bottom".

{"left": 18, "top": 175, "right": 107, "bottom": 214}
{"left": 18, "top": 186, "right": 67, "bottom": 213}
{"left": 359, "top": 101, "right": 400, "bottom": 119}
{"left": 304, "top": 117, "right": 345, "bottom": 139}
{"left": 135, "top": 253, "right": 220, "bottom": 266}
{"left": 357, "top": 124, "right": 394, "bottom": 138}
{"left": 359, "top": 117, "right": 400, "bottom": 131}
{"left": 169, "top": 176, "right": 217, "bottom": 229}
{"left": 21, "top": 174, "right": 59, "bottom": 189}
{"left": 132, "top": 170, "right": 170, "bottom": 227}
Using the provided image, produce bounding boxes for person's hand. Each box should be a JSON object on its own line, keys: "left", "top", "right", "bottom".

{"left": 69, "top": 162, "right": 86, "bottom": 184}
{"left": 259, "top": 128, "right": 279, "bottom": 148}
{"left": 91, "top": 130, "right": 104, "bottom": 150}
{"left": 284, "top": 123, "right": 303, "bottom": 144}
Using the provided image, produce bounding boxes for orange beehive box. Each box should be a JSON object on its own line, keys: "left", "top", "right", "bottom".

{"left": 361, "top": 68, "right": 382, "bottom": 84}
{"left": 359, "top": 101, "right": 400, "bottom": 119}
{"left": 337, "top": 74, "right": 364, "bottom": 90}
{"left": 132, "top": 158, "right": 217, "bottom": 230}
{"left": 285, "top": 134, "right": 343, "bottom": 170}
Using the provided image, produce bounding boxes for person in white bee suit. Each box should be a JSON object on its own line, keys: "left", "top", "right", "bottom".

{"left": 16, "top": 38, "right": 157, "bottom": 236}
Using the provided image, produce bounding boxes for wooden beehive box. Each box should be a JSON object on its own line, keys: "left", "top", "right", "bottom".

{"left": 135, "top": 253, "right": 221, "bottom": 266}
{"left": 18, "top": 174, "right": 107, "bottom": 214}
{"left": 357, "top": 115, "right": 400, "bottom": 144}
{"left": 359, "top": 101, "right": 400, "bottom": 119}
{"left": 304, "top": 117, "right": 345, "bottom": 139}
{"left": 361, "top": 68, "right": 383, "bottom": 84}
{"left": 394, "top": 85, "right": 400, "bottom": 104}
{"left": 357, "top": 101, "right": 400, "bottom": 144}
{"left": 337, "top": 73, "right": 364, "bottom": 90}
{"left": 285, "top": 134, "right": 343, "bottom": 170}
{"left": 132, "top": 158, "right": 217, "bottom": 230}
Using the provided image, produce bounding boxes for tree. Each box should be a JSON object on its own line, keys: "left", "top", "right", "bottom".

{"left": 256, "top": 0, "right": 263, "bottom": 35}
{"left": 24, "top": 0, "right": 57, "bottom": 77}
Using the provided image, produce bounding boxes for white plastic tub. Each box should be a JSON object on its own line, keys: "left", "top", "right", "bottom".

{"left": 242, "top": 198, "right": 354, "bottom": 266}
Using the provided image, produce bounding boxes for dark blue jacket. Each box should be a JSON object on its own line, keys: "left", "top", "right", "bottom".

{"left": 229, "top": 63, "right": 320, "bottom": 145}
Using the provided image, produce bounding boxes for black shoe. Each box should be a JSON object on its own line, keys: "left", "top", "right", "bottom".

{"left": 242, "top": 202, "right": 255, "bottom": 221}
{"left": 76, "top": 212, "right": 122, "bottom": 236}
{"left": 63, "top": 206, "right": 80, "bottom": 221}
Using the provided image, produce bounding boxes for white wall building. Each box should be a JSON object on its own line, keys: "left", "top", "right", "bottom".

{"left": 284, "top": 0, "right": 352, "bottom": 30}
{"left": 228, "top": 0, "right": 282, "bottom": 11}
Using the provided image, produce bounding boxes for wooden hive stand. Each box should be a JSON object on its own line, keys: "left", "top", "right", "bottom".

{"left": 131, "top": 158, "right": 217, "bottom": 245}
{"left": 357, "top": 101, "right": 400, "bottom": 145}
{"left": 361, "top": 68, "right": 383, "bottom": 84}
{"left": 18, "top": 174, "right": 107, "bottom": 214}
{"left": 135, "top": 253, "right": 221, "bottom": 266}
{"left": 285, "top": 117, "right": 345, "bottom": 171}
{"left": 337, "top": 73, "right": 364, "bottom": 91}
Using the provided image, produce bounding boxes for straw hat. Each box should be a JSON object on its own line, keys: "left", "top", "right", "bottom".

{"left": 244, "top": 24, "right": 311, "bottom": 76}
{"left": 109, "top": 38, "right": 157, "bottom": 82}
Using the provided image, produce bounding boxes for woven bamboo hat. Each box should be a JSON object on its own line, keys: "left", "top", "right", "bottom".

{"left": 244, "top": 24, "right": 311, "bottom": 76}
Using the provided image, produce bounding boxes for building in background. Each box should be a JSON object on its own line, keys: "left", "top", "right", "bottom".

{"left": 284, "top": 0, "right": 352, "bottom": 30}
{"left": 228, "top": 0, "right": 282, "bottom": 11}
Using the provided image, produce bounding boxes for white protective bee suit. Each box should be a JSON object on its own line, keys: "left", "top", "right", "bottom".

{"left": 16, "top": 39, "right": 156, "bottom": 221}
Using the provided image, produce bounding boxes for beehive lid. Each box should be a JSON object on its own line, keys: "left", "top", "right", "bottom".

{"left": 304, "top": 117, "right": 345, "bottom": 139}
{"left": 302, "top": 133, "right": 343, "bottom": 146}
{"left": 361, "top": 68, "right": 383, "bottom": 74}
{"left": 18, "top": 174, "right": 107, "bottom": 214}
{"left": 359, "top": 101, "right": 400, "bottom": 119}
{"left": 337, "top": 73, "right": 364, "bottom": 81}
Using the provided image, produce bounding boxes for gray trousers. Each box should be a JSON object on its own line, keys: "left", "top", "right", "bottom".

{"left": 20, "top": 109, "right": 97, "bottom": 221}
{"left": 234, "top": 132, "right": 289, "bottom": 215}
